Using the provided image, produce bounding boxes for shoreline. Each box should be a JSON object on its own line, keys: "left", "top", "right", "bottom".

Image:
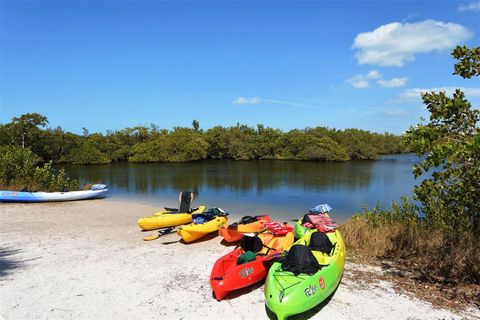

{"left": 1, "top": 199, "right": 478, "bottom": 319}
{"left": 56, "top": 152, "right": 411, "bottom": 166}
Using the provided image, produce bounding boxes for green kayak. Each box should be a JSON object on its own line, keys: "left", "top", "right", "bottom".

{"left": 264, "top": 229, "right": 345, "bottom": 320}
{"left": 293, "top": 218, "right": 308, "bottom": 239}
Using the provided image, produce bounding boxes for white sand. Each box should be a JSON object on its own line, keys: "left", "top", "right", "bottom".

{"left": 0, "top": 200, "right": 478, "bottom": 320}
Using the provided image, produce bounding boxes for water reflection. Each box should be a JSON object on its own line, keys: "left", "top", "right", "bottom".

{"left": 62, "top": 160, "right": 375, "bottom": 194}
{"left": 60, "top": 154, "right": 419, "bottom": 222}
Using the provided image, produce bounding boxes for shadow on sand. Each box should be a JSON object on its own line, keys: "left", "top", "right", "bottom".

{"left": 179, "top": 232, "right": 219, "bottom": 244}
{"left": 0, "top": 247, "right": 25, "bottom": 277}
{"left": 265, "top": 285, "right": 340, "bottom": 320}
{"left": 220, "top": 239, "right": 240, "bottom": 247}
{"left": 219, "top": 280, "right": 266, "bottom": 301}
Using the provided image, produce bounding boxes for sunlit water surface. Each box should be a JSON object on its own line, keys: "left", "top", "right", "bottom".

{"left": 61, "top": 154, "right": 420, "bottom": 223}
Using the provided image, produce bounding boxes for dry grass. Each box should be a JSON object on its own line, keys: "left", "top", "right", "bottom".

{"left": 341, "top": 219, "right": 480, "bottom": 309}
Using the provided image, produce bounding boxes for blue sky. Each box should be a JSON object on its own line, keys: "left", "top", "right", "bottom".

{"left": 1, "top": 1, "right": 479, "bottom": 134}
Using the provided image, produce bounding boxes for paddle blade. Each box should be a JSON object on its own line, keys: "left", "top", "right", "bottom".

{"left": 143, "top": 234, "right": 160, "bottom": 241}
{"left": 142, "top": 227, "right": 176, "bottom": 241}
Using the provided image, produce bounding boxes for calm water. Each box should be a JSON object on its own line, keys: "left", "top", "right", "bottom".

{"left": 61, "top": 153, "right": 420, "bottom": 223}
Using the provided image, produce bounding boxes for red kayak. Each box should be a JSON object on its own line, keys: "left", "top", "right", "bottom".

{"left": 210, "top": 222, "right": 294, "bottom": 301}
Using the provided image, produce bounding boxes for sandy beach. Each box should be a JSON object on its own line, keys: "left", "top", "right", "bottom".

{"left": 0, "top": 199, "right": 478, "bottom": 320}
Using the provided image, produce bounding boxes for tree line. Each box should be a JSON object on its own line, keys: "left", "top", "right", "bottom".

{"left": 0, "top": 116, "right": 406, "bottom": 164}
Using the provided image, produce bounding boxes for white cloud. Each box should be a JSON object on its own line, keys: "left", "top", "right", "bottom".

{"left": 352, "top": 20, "right": 473, "bottom": 67}
{"left": 396, "top": 87, "right": 480, "bottom": 103}
{"left": 346, "top": 74, "right": 371, "bottom": 88}
{"left": 378, "top": 77, "right": 408, "bottom": 88}
{"left": 347, "top": 70, "right": 407, "bottom": 89}
{"left": 346, "top": 70, "right": 381, "bottom": 88}
{"left": 458, "top": 1, "right": 480, "bottom": 12}
{"left": 232, "top": 96, "right": 262, "bottom": 105}
{"left": 366, "top": 70, "right": 381, "bottom": 80}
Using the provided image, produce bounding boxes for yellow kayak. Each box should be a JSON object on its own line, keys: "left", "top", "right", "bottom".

{"left": 137, "top": 206, "right": 206, "bottom": 231}
{"left": 178, "top": 215, "right": 228, "bottom": 243}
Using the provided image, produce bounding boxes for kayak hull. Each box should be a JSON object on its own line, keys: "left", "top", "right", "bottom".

{"left": 138, "top": 213, "right": 193, "bottom": 231}
{"left": 137, "top": 206, "right": 206, "bottom": 231}
{"left": 210, "top": 248, "right": 273, "bottom": 301}
{"left": 0, "top": 189, "right": 108, "bottom": 203}
{"left": 211, "top": 231, "right": 294, "bottom": 300}
{"left": 294, "top": 219, "right": 308, "bottom": 239}
{"left": 177, "top": 216, "right": 228, "bottom": 243}
{"left": 265, "top": 230, "right": 345, "bottom": 320}
{"left": 218, "top": 228, "right": 244, "bottom": 242}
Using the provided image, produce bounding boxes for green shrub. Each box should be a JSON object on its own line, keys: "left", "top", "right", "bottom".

{"left": 298, "top": 137, "right": 349, "bottom": 161}
{"left": 352, "top": 197, "right": 419, "bottom": 227}
{"left": 66, "top": 143, "right": 111, "bottom": 164}
{"left": 0, "top": 146, "right": 80, "bottom": 191}
{"left": 129, "top": 128, "right": 208, "bottom": 162}
{"left": 0, "top": 146, "right": 40, "bottom": 184}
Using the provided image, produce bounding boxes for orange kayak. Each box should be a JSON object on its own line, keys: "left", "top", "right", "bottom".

{"left": 219, "top": 215, "right": 271, "bottom": 242}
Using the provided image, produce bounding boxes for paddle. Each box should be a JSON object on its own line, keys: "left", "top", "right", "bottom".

{"left": 142, "top": 227, "right": 176, "bottom": 241}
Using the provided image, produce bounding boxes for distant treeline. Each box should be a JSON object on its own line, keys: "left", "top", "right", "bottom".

{"left": 0, "top": 113, "right": 407, "bottom": 164}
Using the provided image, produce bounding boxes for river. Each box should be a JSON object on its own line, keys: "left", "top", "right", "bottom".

{"left": 61, "top": 153, "right": 420, "bottom": 223}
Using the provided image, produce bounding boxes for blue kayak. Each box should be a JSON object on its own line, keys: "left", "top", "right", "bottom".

{"left": 0, "top": 184, "right": 108, "bottom": 203}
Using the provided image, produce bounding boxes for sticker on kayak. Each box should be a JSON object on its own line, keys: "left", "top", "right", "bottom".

{"left": 319, "top": 277, "right": 325, "bottom": 289}
{"left": 304, "top": 284, "right": 318, "bottom": 298}
{"left": 239, "top": 267, "right": 254, "bottom": 278}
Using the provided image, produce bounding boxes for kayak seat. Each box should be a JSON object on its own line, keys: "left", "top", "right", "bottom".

{"left": 164, "top": 191, "right": 195, "bottom": 213}
{"left": 301, "top": 214, "right": 311, "bottom": 224}
{"left": 228, "top": 222, "right": 239, "bottom": 230}
{"left": 239, "top": 216, "right": 258, "bottom": 224}
{"left": 240, "top": 235, "right": 263, "bottom": 253}
{"left": 281, "top": 244, "right": 320, "bottom": 276}
{"left": 309, "top": 232, "right": 334, "bottom": 255}
{"left": 178, "top": 191, "right": 194, "bottom": 212}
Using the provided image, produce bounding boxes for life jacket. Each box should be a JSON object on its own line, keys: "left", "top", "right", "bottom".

{"left": 263, "top": 221, "right": 293, "bottom": 235}
{"left": 303, "top": 214, "right": 338, "bottom": 233}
